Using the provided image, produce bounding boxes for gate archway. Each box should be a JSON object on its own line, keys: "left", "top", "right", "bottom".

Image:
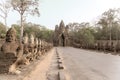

{"left": 61, "top": 33, "right": 65, "bottom": 47}
{"left": 53, "top": 20, "right": 69, "bottom": 47}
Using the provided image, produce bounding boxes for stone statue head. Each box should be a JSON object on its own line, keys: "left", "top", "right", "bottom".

{"left": 29, "top": 34, "right": 34, "bottom": 44}
{"left": 65, "top": 25, "right": 69, "bottom": 34}
{"left": 55, "top": 25, "right": 59, "bottom": 32}
{"left": 38, "top": 39, "right": 42, "bottom": 47}
{"left": 59, "top": 20, "right": 65, "bottom": 28}
{"left": 35, "top": 38, "right": 38, "bottom": 45}
{"left": 23, "top": 33, "right": 28, "bottom": 44}
{"left": 6, "top": 27, "right": 16, "bottom": 42}
{"left": 59, "top": 20, "right": 65, "bottom": 33}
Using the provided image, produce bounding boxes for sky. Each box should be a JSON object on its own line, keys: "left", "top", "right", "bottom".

{"left": 0, "top": 0, "right": 120, "bottom": 30}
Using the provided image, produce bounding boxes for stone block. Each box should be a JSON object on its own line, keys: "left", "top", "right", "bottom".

{"left": 58, "top": 59, "right": 62, "bottom": 63}
{"left": 58, "top": 71, "right": 66, "bottom": 80}
{"left": 58, "top": 63, "right": 64, "bottom": 69}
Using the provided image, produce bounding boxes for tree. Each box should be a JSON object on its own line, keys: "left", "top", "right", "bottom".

{"left": 101, "top": 9, "right": 115, "bottom": 42}
{"left": 11, "top": 0, "right": 40, "bottom": 43}
{"left": 11, "top": 22, "right": 54, "bottom": 43}
{"left": 68, "top": 22, "right": 95, "bottom": 47}
{"left": 0, "top": 0, "right": 11, "bottom": 31}
{"left": 97, "top": 8, "right": 120, "bottom": 40}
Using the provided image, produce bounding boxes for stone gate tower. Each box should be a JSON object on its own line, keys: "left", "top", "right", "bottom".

{"left": 53, "top": 20, "right": 69, "bottom": 47}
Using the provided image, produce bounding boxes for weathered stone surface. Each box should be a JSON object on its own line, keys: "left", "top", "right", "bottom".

{"left": 27, "top": 34, "right": 35, "bottom": 61}
{"left": 58, "top": 59, "right": 62, "bottom": 63}
{"left": 53, "top": 20, "right": 69, "bottom": 47}
{"left": 0, "top": 27, "right": 53, "bottom": 74}
{"left": 58, "top": 63, "right": 64, "bottom": 69}
{"left": 22, "top": 33, "right": 31, "bottom": 65}
{"left": 0, "top": 27, "right": 23, "bottom": 74}
{"left": 57, "top": 57, "right": 61, "bottom": 59}
{"left": 36, "top": 39, "right": 42, "bottom": 59}
{"left": 58, "top": 71, "right": 66, "bottom": 80}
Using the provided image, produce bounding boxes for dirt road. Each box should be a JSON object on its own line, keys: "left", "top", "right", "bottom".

{"left": 57, "top": 47, "right": 120, "bottom": 80}
{"left": 0, "top": 48, "right": 55, "bottom": 80}
{"left": 1, "top": 47, "right": 120, "bottom": 80}
{"left": 23, "top": 48, "right": 55, "bottom": 80}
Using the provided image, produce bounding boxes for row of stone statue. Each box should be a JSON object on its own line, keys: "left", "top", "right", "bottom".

{"left": 0, "top": 27, "right": 53, "bottom": 74}
{"left": 74, "top": 40, "right": 120, "bottom": 53}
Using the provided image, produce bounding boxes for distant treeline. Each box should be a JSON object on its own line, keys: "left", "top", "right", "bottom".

{"left": 67, "top": 8, "right": 120, "bottom": 46}
{"left": 0, "top": 22, "right": 54, "bottom": 43}
{"left": 1, "top": 8, "right": 120, "bottom": 46}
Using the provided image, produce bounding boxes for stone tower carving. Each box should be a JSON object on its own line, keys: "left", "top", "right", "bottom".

{"left": 53, "top": 20, "right": 69, "bottom": 46}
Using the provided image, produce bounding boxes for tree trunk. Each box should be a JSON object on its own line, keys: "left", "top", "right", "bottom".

{"left": 109, "top": 22, "right": 112, "bottom": 51}
{"left": 20, "top": 14, "right": 23, "bottom": 43}
{"left": 5, "top": 13, "right": 7, "bottom": 32}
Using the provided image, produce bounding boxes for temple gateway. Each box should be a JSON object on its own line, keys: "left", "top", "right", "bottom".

{"left": 53, "top": 20, "right": 69, "bottom": 47}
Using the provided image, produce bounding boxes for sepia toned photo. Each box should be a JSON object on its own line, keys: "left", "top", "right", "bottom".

{"left": 0, "top": 0, "right": 120, "bottom": 80}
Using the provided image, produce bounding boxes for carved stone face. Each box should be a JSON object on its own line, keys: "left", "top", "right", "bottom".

{"left": 23, "top": 35, "right": 28, "bottom": 44}
{"left": 29, "top": 34, "right": 34, "bottom": 44}
{"left": 35, "top": 38, "right": 38, "bottom": 45}
{"left": 6, "top": 33, "right": 16, "bottom": 42}
{"left": 5, "top": 27, "right": 16, "bottom": 42}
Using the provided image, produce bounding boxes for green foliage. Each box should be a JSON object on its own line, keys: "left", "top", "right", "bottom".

{"left": 69, "top": 22, "right": 95, "bottom": 45}
{"left": 11, "top": 0, "right": 40, "bottom": 42}
{"left": 96, "top": 8, "right": 120, "bottom": 40}
{"left": 11, "top": 24, "right": 20, "bottom": 39}
{"left": 11, "top": 0, "right": 40, "bottom": 16}
{"left": 68, "top": 22, "right": 96, "bottom": 45}
{"left": 0, "top": 22, "right": 6, "bottom": 38}
{"left": 11, "top": 23, "right": 54, "bottom": 42}
{"left": 68, "top": 8, "right": 120, "bottom": 47}
{"left": 38, "top": 29, "right": 53, "bottom": 42}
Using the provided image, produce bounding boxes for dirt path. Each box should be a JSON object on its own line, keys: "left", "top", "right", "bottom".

{"left": 23, "top": 48, "right": 55, "bottom": 80}
{"left": 57, "top": 47, "right": 120, "bottom": 80}
{"left": 46, "top": 48, "right": 59, "bottom": 80}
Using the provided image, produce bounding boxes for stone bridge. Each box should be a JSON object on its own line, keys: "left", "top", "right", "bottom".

{"left": 0, "top": 23, "right": 120, "bottom": 80}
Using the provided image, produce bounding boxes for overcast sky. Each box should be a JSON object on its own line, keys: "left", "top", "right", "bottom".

{"left": 0, "top": 0, "right": 120, "bottom": 29}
